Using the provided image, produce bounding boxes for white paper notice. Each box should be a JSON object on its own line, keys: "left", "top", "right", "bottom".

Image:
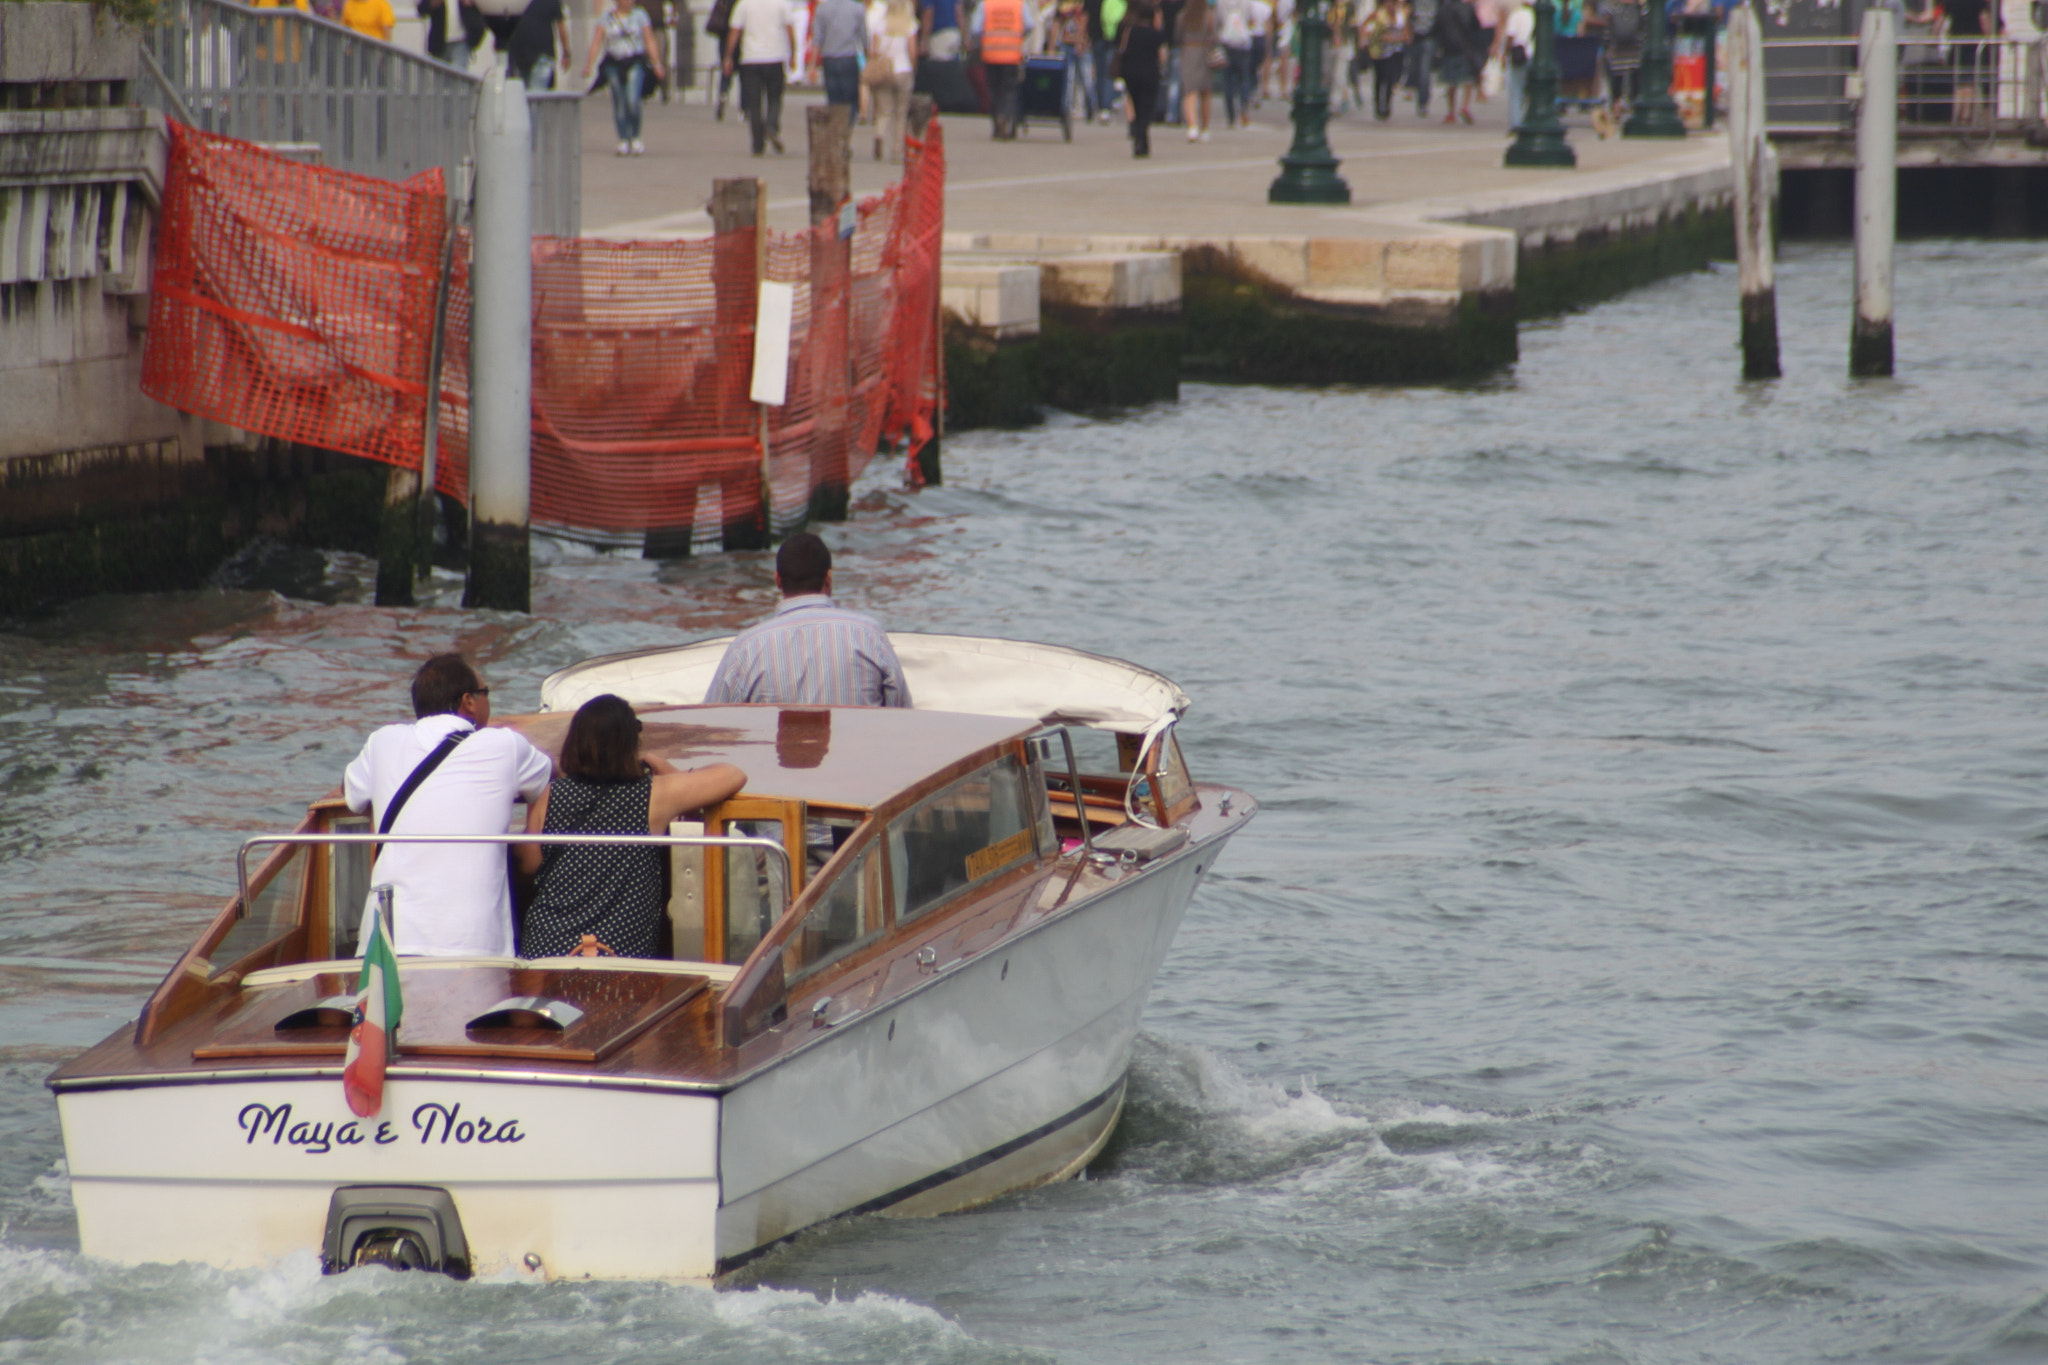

{"left": 750, "top": 280, "right": 794, "bottom": 406}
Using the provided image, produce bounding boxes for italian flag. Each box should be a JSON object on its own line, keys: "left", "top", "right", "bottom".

{"left": 341, "top": 902, "right": 403, "bottom": 1118}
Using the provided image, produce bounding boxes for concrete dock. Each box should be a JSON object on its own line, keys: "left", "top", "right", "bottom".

{"left": 576, "top": 84, "right": 1733, "bottom": 330}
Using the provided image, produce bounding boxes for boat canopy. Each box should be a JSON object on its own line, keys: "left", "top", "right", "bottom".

{"left": 539, "top": 633, "right": 1192, "bottom": 735}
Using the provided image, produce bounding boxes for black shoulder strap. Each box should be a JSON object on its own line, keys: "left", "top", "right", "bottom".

{"left": 379, "top": 729, "right": 471, "bottom": 836}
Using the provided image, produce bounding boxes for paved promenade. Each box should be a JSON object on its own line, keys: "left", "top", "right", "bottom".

{"left": 576, "top": 80, "right": 1729, "bottom": 243}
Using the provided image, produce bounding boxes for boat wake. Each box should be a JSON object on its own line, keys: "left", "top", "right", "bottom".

{"left": 1102, "top": 1034, "right": 1626, "bottom": 1209}
{"left": 0, "top": 1240, "right": 1001, "bottom": 1365}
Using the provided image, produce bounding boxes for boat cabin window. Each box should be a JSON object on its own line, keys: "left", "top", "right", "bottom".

{"left": 329, "top": 815, "right": 372, "bottom": 957}
{"left": 788, "top": 841, "right": 884, "bottom": 981}
{"left": 207, "top": 843, "right": 311, "bottom": 977}
{"left": 888, "top": 754, "right": 1042, "bottom": 924}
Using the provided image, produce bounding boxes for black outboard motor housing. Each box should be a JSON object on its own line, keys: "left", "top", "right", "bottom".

{"left": 321, "top": 1186, "right": 471, "bottom": 1277}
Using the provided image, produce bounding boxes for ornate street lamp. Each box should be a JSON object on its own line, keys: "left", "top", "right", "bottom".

{"left": 1624, "top": 0, "right": 1688, "bottom": 136}
{"left": 1269, "top": 0, "right": 1351, "bottom": 203}
{"left": 1504, "top": 0, "right": 1576, "bottom": 166}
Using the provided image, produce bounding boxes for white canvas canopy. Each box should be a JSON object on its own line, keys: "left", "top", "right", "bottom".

{"left": 539, "top": 633, "right": 1191, "bottom": 735}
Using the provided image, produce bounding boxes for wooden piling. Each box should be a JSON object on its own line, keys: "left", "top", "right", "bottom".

{"left": 906, "top": 93, "right": 943, "bottom": 488}
{"left": 808, "top": 104, "right": 852, "bottom": 524}
{"left": 1726, "top": 6, "right": 1779, "bottom": 380}
{"left": 374, "top": 465, "right": 419, "bottom": 606}
{"left": 1851, "top": 7, "right": 1896, "bottom": 378}
{"left": 710, "top": 177, "right": 770, "bottom": 549}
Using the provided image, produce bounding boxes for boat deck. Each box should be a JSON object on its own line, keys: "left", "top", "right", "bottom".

{"left": 49, "top": 787, "right": 1248, "bottom": 1095}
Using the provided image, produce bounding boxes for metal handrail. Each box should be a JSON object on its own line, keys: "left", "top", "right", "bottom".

{"left": 1761, "top": 33, "right": 2048, "bottom": 139}
{"left": 235, "top": 832, "right": 792, "bottom": 927}
{"left": 136, "top": 45, "right": 199, "bottom": 127}
{"left": 136, "top": 0, "right": 581, "bottom": 235}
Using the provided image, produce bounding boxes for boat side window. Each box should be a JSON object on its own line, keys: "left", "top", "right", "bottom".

{"left": 329, "top": 815, "right": 372, "bottom": 958}
{"left": 723, "top": 817, "right": 788, "bottom": 966}
{"left": 206, "top": 843, "right": 311, "bottom": 977}
{"left": 788, "top": 841, "right": 884, "bottom": 981}
{"left": 887, "top": 754, "right": 1041, "bottom": 924}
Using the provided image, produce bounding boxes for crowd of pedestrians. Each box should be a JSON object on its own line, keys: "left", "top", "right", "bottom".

{"left": 351, "top": 0, "right": 1687, "bottom": 162}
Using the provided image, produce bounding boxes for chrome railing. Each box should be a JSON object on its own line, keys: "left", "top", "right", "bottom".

{"left": 1763, "top": 33, "right": 2048, "bottom": 139}
{"left": 136, "top": 0, "right": 581, "bottom": 235}
{"left": 235, "top": 831, "right": 791, "bottom": 921}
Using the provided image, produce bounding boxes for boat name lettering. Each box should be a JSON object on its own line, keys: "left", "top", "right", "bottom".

{"left": 233, "top": 1102, "right": 523, "bottom": 1152}
{"left": 412, "top": 1102, "right": 525, "bottom": 1145}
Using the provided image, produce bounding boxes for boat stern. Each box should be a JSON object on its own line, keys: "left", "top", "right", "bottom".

{"left": 54, "top": 1074, "right": 723, "bottom": 1281}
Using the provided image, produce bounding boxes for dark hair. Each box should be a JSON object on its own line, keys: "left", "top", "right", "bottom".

{"left": 561, "top": 694, "right": 646, "bottom": 782}
{"left": 776, "top": 532, "right": 832, "bottom": 597}
{"left": 412, "top": 653, "right": 481, "bottom": 718}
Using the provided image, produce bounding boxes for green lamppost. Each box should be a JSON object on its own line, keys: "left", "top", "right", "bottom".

{"left": 1623, "top": 0, "right": 1687, "bottom": 136}
{"left": 1504, "top": 0, "right": 1576, "bottom": 166}
{"left": 1269, "top": 0, "right": 1351, "bottom": 203}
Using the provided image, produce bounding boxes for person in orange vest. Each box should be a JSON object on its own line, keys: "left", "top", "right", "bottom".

{"left": 974, "top": 0, "right": 1041, "bottom": 137}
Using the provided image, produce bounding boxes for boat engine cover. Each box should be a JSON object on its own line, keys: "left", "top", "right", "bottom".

{"left": 321, "top": 1185, "right": 471, "bottom": 1277}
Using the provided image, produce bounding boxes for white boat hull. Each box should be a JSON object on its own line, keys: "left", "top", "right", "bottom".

{"left": 718, "top": 844, "right": 1205, "bottom": 1262}
{"left": 55, "top": 839, "right": 1221, "bottom": 1280}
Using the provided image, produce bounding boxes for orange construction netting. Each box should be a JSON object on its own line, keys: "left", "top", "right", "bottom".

{"left": 141, "top": 120, "right": 948, "bottom": 547}
{"left": 143, "top": 124, "right": 448, "bottom": 470}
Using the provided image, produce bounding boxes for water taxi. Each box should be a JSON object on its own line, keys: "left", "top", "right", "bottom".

{"left": 46, "top": 635, "right": 1255, "bottom": 1280}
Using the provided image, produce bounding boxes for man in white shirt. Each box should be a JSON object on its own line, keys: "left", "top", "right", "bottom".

{"left": 343, "top": 653, "right": 553, "bottom": 957}
{"left": 725, "top": 0, "right": 800, "bottom": 154}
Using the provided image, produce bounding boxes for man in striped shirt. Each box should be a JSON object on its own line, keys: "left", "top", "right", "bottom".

{"left": 704, "top": 533, "right": 913, "bottom": 707}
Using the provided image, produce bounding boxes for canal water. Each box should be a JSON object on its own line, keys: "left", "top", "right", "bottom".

{"left": 2, "top": 240, "right": 2046, "bottom": 1364}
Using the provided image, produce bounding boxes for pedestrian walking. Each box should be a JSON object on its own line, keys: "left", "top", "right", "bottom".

{"left": 864, "top": 0, "right": 918, "bottom": 157}
{"left": 1360, "top": 0, "right": 1410, "bottom": 118}
{"left": 1053, "top": 0, "right": 1096, "bottom": 119}
{"left": 1177, "top": 0, "right": 1217, "bottom": 138}
{"left": 1096, "top": 0, "right": 1127, "bottom": 116}
{"left": 584, "top": 0, "right": 667, "bottom": 153}
{"left": 706, "top": 0, "right": 739, "bottom": 116}
{"left": 643, "top": 0, "right": 675, "bottom": 99}
{"left": 1406, "top": 0, "right": 1435, "bottom": 113}
{"left": 975, "top": 0, "right": 1037, "bottom": 138}
{"left": 725, "top": 0, "right": 798, "bottom": 153}
{"left": 1433, "top": 0, "right": 1485, "bottom": 121}
{"left": 1114, "top": 0, "right": 1166, "bottom": 153}
{"left": 1217, "top": 0, "right": 1254, "bottom": 123}
{"left": 507, "top": 0, "right": 570, "bottom": 90}
{"left": 418, "top": 0, "right": 486, "bottom": 69}
{"left": 810, "top": 0, "right": 868, "bottom": 109}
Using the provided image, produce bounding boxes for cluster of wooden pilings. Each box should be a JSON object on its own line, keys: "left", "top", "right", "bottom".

{"left": 1728, "top": 6, "right": 1901, "bottom": 383}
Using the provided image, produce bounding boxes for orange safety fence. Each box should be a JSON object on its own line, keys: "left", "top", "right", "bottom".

{"left": 141, "top": 120, "right": 948, "bottom": 547}
{"left": 142, "top": 123, "right": 448, "bottom": 470}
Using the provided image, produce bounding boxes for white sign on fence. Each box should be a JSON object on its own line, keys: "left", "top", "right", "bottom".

{"left": 750, "top": 280, "right": 794, "bottom": 407}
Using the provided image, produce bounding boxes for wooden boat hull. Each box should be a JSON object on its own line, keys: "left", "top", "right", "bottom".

{"left": 52, "top": 829, "right": 1228, "bottom": 1280}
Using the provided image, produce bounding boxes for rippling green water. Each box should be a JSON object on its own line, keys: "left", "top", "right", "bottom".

{"left": 2, "top": 241, "right": 2046, "bottom": 1364}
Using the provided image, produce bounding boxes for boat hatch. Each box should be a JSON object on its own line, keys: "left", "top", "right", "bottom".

{"left": 191, "top": 967, "right": 706, "bottom": 1063}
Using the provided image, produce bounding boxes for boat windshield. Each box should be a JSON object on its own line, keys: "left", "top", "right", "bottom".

{"left": 205, "top": 843, "right": 312, "bottom": 978}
